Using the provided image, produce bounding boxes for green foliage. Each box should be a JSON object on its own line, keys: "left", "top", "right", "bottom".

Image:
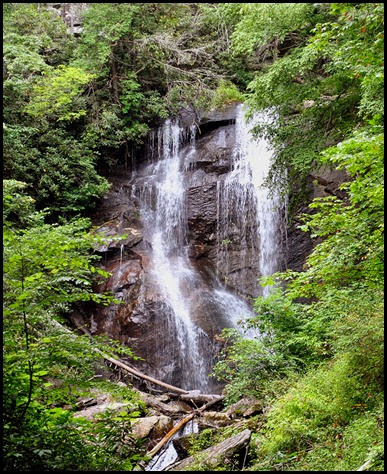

{"left": 4, "top": 125, "right": 110, "bottom": 215}
{"left": 187, "top": 428, "right": 215, "bottom": 456}
{"left": 217, "top": 122, "right": 384, "bottom": 469}
{"left": 286, "top": 128, "right": 384, "bottom": 298}
{"left": 3, "top": 181, "right": 147, "bottom": 470}
{"left": 3, "top": 180, "right": 36, "bottom": 226}
{"left": 74, "top": 2, "right": 224, "bottom": 120}
{"left": 310, "top": 3, "right": 384, "bottom": 120}
{"left": 3, "top": 3, "right": 384, "bottom": 471}
{"left": 3, "top": 397, "right": 146, "bottom": 471}
{"left": 3, "top": 4, "right": 108, "bottom": 216}
{"left": 228, "top": 2, "right": 384, "bottom": 209}
{"left": 212, "top": 329, "right": 289, "bottom": 405}
{"left": 213, "top": 6, "right": 384, "bottom": 465}
{"left": 210, "top": 81, "right": 245, "bottom": 111}
{"left": 251, "top": 288, "right": 325, "bottom": 367}
{"left": 3, "top": 3, "right": 73, "bottom": 123}
{"left": 3, "top": 187, "right": 118, "bottom": 316}
{"left": 26, "top": 65, "right": 94, "bottom": 122}
{"left": 250, "top": 360, "right": 383, "bottom": 471}
{"left": 73, "top": 3, "right": 138, "bottom": 75}
{"left": 3, "top": 2, "right": 241, "bottom": 216}
{"left": 231, "top": 3, "right": 316, "bottom": 55}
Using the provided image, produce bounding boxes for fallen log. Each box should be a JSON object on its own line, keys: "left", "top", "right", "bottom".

{"left": 179, "top": 392, "right": 224, "bottom": 405}
{"left": 74, "top": 324, "right": 224, "bottom": 400}
{"left": 147, "top": 413, "right": 195, "bottom": 459}
{"left": 145, "top": 395, "right": 225, "bottom": 460}
{"left": 71, "top": 317, "right": 190, "bottom": 395}
{"left": 134, "top": 390, "right": 190, "bottom": 415}
{"left": 68, "top": 319, "right": 224, "bottom": 406}
{"left": 99, "top": 351, "right": 189, "bottom": 395}
{"left": 168, "top": 428, "right": 251, "bottom": 471}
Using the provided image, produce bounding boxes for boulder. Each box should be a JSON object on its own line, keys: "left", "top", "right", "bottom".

{"left": 131, "top": 415, "right": 173, "bottom": 440}
{"left": 226, "top": 397, "right": 263, "bottom": 419}
{"left": 198, "top": 411, "right": 232, "bottom": 427}
{"left": 169, "top": 429, "right": 251, "bottom": 471}
{"left": 153, "top": 415, "right": 174, "bottom": 439}
{"left": 73, "top": 402, "right": 128, "bottom": 420}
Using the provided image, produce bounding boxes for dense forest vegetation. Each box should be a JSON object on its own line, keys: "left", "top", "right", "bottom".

{"left": 3, "top": 3, "right": 384, "bottom": 471}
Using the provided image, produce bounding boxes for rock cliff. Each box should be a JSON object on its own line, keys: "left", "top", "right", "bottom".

{"left": 71, "top": 104, "right": 345, "bottom": 390}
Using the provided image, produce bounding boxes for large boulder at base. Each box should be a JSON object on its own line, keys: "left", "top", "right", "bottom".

{"left": 169, "top": 428, "right": 251, "bottom": 471}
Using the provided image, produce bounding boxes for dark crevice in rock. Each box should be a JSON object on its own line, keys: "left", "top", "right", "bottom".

{"left": 195, "top": 118, "right": 236, "bottom": 138}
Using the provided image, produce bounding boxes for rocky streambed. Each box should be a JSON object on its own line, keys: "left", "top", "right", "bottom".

{"left": 72, "top": 378, "right": 261, "bottom": 472}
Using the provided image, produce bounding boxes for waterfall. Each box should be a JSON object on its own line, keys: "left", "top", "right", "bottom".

{"left": 119, "top": 243, "right": 124, "bottom": 267}
{"left": 131, "top": 105, "right": 282, "bottom": 391}
{"left": 136, "top": 120, "right": 209, "bottom": 391}
{"left": 217, "top": 104, "right": 282, "bottom": 296}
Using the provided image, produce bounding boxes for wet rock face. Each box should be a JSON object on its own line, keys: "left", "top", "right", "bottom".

{"left": 186, "top": 125, "right": 235, "bottom": 176}
{"left": 186, "top": 183, "right": 218, "bottom": 243}
{"left": 286, "top": 167, "right": 349, "bottom": 272}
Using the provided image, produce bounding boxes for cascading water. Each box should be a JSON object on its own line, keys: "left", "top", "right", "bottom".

{"left": 145, "top": 420, "right": 199, "bottom": 472}
{"left": 130, "top": 105, "right": 282, "bottom": 392}
{"left": 134, "top": 120, "right": 209, "bottom": 391}
{"left": 217, "top": 104, "right": 282, "bottom": 296}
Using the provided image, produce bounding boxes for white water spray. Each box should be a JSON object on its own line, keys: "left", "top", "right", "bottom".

{"left": 138, "top": 120, "right": 209, "bottom": 390}
{"left": 217, "top": 105, "right": 281, "bottom": 296}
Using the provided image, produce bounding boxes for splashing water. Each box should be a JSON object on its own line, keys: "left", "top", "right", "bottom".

{"left": 136, "top": 120, "right": 209, "bottom": 390}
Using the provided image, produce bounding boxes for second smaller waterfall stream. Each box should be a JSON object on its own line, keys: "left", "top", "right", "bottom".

{"left": 216, "top": 106, "right": 282, "bottom": 297}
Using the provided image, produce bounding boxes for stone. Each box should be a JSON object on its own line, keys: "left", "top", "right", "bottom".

{"left": 169, "top": 429, "right": 251, "bottom": 471}
{"left": 187, "top": 182, "right": 218, "bottom": 242}
{"left": 286, "top": 166, "right": 348, "bottom": 273}
{"left": 73, "top": 402, "right": 128, "bottom": 420}
{"left": 199, "top": 411, "right": 232, "bottom": 427}
{"left": 226, "top": 397, "right": 263, "bottom": 419}
{"left": 153, "top": 415, "right": 174, "bottom": 440}
{"left": 131, "top": 415, "right": 173, "bottom": 440}
{"left": 75, "top": 397, "right": 97, "bottom": 408}
{"left": 199, "top": 104, "right": 238, "bottom": 125}
{"left": 131, "top": 416, "right": 160, "bottom": 439}
{"left": 92, "top": 219, "right": 143, "bottom": 253}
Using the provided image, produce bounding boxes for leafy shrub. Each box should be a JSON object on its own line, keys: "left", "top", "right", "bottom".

{"left": 212, "top": 329, "right": 289, "bottom": 404}
{"left": 210, "top": 81, "right": 245, "bottom": 110}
